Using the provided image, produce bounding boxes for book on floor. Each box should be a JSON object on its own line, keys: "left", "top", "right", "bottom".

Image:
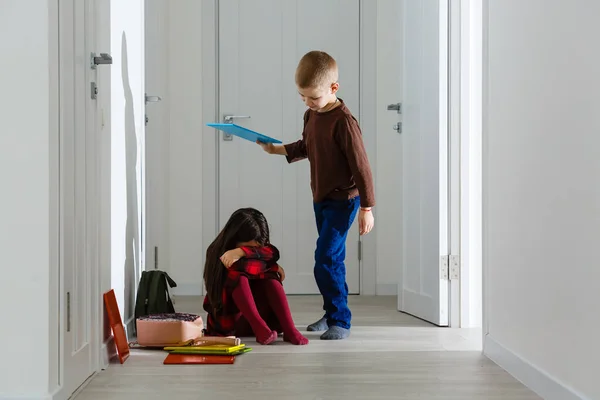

{"left": 163, "top": 353, "right": 236, "bottom": 365}
{"left": 163, "top": 343, "right": 246, "bottom": 354}
{"left": 169, "top": 347, "right": 252, "bottom": 356}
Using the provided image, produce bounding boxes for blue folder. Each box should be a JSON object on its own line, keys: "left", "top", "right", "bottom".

{"left": 206, "top": 123, "right": 282, "bottom": 144}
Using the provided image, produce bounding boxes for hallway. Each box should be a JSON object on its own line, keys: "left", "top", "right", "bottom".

{"left": 74, "top": 296, "right": 539, "bottom": 400}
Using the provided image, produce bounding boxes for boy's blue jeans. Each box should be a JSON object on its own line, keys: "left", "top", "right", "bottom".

{"left": 313, "top": 196, "right": 360, "bottom": 330}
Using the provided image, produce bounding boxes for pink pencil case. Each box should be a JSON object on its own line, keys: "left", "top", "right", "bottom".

{"left": 136, "top": 313, "right": 204, "bottom": 347}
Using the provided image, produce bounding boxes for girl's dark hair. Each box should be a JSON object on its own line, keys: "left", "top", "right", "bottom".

{"left": 203, "top": 207, "right": 270, "bottom": 312}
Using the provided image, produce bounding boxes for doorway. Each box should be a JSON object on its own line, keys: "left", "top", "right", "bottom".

{"left": 395, "top": 0, "right": 483, "bottom": 330}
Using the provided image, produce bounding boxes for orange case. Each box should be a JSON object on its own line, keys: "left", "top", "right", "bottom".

{"left": 103, "top": 289, "right": 130, "bottom": 364}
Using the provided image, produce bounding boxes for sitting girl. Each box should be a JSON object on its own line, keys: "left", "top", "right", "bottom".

{"left": 202, "top": 207, "right": 308, "bottom": 345}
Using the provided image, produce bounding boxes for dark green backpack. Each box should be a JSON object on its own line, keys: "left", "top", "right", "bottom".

{"left": 134, "top": 270, "right": 177, "bottom": 325}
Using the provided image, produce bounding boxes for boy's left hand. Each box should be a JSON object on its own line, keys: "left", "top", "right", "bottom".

{"left": 358, "top": 209, "right": 374, "bottom": 235}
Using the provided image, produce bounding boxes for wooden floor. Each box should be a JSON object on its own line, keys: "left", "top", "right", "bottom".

{"left": 74, "top": 296, "right": 540, "bottom": 400}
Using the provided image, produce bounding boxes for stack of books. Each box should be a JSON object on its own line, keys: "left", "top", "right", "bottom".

{"left": 162, "top": 336, "right": 252, "bottom": 365}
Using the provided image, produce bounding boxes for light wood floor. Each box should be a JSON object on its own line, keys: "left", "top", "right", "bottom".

{"left": 74, "top": 296, "right": 540, "bottom": 400}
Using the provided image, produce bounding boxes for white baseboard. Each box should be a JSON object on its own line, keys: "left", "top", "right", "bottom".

{"left": 124, "top": 315, "right": 136, "bottom": 339}
{"left": 0, "top": 385, "right": 72, "bottom": 400}
{"left": 0, "top": 395, "right": 52, "bottom": 400}
{"left": 171, "top": 282, "right": 202, "bottom": 296}
{"left": 376, "top": 283, "right": 397, "bottom": 296}
{"left": 50, "top": 384, "right": 66, "bottom": 400}
{"left": 101, "top": 336, "right": 117, "bottom": 369}
{"left": 484, "top": 335, "right": 589, "bottom": 400}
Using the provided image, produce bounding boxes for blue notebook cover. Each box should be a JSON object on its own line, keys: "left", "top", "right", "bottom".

{"left": 207, "top": 123, "right": 282, "bottom": 144}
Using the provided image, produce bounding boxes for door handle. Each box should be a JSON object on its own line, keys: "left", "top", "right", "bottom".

{"left": 223, "top": 115, "right": 251, "bottom": 124}
{"left": 222, "top": 115, "right": 251, "bottom": 141}
{"left": 145, "top": 94, "right": 162, "bottom": 105}
{"left": 388, "top": 103, "right": 402, "bottom": 134}
{"left": 91, "top": 52, "right": 113, "bottom": 68}
{"left": 387, "top": 103, "right": 402, "bottom": 114}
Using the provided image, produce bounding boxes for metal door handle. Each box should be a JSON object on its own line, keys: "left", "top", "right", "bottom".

{"left": 145, "top": 94, "right": 162, "bottom": 104}
{"left": 223, "top": 115, "right": 251, "bottom": 124}
{"left": 387, "top": 103, "right": 402, "bottom": 114}
{"left": 91, "top": 52, "right": 113, "bottom": 68}
{"left": 222, "top": 115, "right": 251, "bottom": 140}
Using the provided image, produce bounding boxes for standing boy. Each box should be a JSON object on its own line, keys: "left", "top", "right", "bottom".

{"left": 257, "top": 51, "right": 375, "bottom": 340}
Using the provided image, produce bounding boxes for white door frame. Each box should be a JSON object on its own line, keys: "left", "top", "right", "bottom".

{"left": 457, "top": 0, "right": 483, "bottom": 329}
{"left": 449, "top": 0, "right": 462, "bottom": 328}
{"left": 49, "top": 0, "right": 61, "bottom": 397}
{"left": 199, "top": 0, "right": 378, "bottom": 295}
{"left": 449, "top": 0, "right": 485, "bottom": 329}
{"left": 95, "top": 0, "right": 113, "bottom": 371}
{"left": 85, "top": 0, "right": 103, "bottom": 382}
{"left": 481, "top": 0, "right": 491, "bottom": 343}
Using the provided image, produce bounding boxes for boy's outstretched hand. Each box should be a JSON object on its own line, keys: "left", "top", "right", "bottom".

{"left": 256, "top": 140, "right": 287, "bottom": 156}
{"left": 358, "top": 209, "right": 374, "bottom": 235}
{"left": 256, "top": 140, "right": 274, "bottom": 154}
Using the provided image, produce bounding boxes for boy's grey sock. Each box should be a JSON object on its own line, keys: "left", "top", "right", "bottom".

{"left": 320, "top": 326, "right": 350, "bottom": 340}
{"left": 307, "top": 317, "right": 328, "bottom": 332}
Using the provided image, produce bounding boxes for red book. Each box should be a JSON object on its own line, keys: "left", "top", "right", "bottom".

{"left": 163, "top": 353, "right": 236, "bottom": 365}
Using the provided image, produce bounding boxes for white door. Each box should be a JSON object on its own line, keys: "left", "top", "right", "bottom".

{"left": 110, "top": 0, "right": 146, "bottom": 329}
{"left": 398, "top": 0, "right": 450, "bottom": 326}
{"left": 218, "top": 0, "right": 361, "bottom": 294}
{"left": 59, "top": 0, "right": 94, "bottom": 394}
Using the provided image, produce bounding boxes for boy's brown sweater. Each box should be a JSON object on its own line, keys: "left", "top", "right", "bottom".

{"left": 284, "top": 99, "right": 375, "bottom": 208}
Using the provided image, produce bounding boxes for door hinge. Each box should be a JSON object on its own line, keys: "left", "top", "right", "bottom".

{"left": 441, "top": 255, "right": 460, "bottom": 280}
{"left": 358, "top": 241, "right": 362, "bottom": 261}
{"left": 66, "top": 292, "right": 71, "bottom": 332}
{"left": 450, "top": 255, "right": 460, "bottom": 280}
{"left": 441, "top": 256, "right": 449, "bottom": 280}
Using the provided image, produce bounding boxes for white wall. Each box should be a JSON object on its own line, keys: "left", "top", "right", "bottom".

{"left": 0, "top": 0, "right": 58, "bottom": 398}
{"left": 110, "top": 0, "right": 145, "bottom": 333}
{"left": 146, "top": 1, "right": 404, "bottom": 295}
{"left": 483, "top": 1, "right": 600, "bottom": 399}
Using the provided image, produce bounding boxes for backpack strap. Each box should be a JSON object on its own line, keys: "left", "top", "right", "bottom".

{"left": 162, "top": 271, "right": 177, "bottom": 308}
{"left": 162, "top": 271, "right": 177, "bottom": 288}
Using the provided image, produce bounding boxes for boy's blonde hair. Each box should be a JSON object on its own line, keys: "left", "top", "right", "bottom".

{"left": 295, "top": 51, "right": 339, "bottom": 89}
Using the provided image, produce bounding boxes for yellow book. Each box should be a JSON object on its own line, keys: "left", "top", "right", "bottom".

{"left": 163, "top": 344, "right": 245, "bottom": 354}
